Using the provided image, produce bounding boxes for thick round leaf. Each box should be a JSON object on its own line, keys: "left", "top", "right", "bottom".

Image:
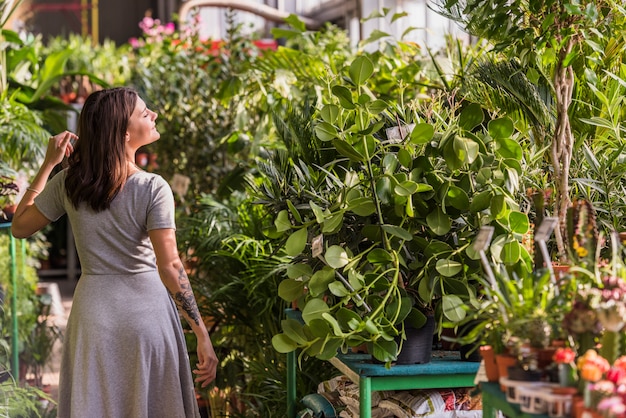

{"left": 331, "top": 85, "right": 356, "bottom": 109}
{"left": 285, "top": 226, "right": 308, "bottom": 256}
{"left": 272, "top": 333, "right": 298, "bottom": 353}
{"left": 309, "top": 267, "right": 336, "bottom": 296}
{"left": 426, "top": 208, "right": 451, "bottom": 236}
{"left": 348, "top": 196, "right": 376, "bottom": 216}
{"left": 398, "top": 149, "right": 412, "bottom": 168}
{"left": 353, "top": 135, "right": 377, "bottom": 160}
{"left": 322, "top": 212, "right": 343, "bottom": 233}
{"left": 453, "top": 136, "right": 479, "bottom": 164}
{"left": 333, "top": 138, "right": 364, "bottom": 162}
{"left": 459, "top": 103, "right": 484, "bottom": 131}
{"left": 435, "top": 259, "right": 463, "bottom": 277}
{"left": 349, "top": 56, "right": 374, "bottom": 85}
{"left": 371, "top": 339, "right": 398, "bottom": 363}
{"left": 501, "top": 240, "right": 521, "bottom": 264}
{"left": 470, "top": 190, "right": 492, "bottom": 213}
{"left": 314, "top": 121, "right": 338, "bottom": 142}
{"left": 286, "top": 263, "right": 312, "bottom": 279}
{"left": 409, "top": 123, "right": 434, "bottom": 144}
{"left": 508, "top": 211, "right": 530, "bottom": 234}
{"left": 328, "top": 281, "right": 350, "bottom": 297}
{"left": 278, "top": 278, "right": 305, "bottom": 302}
{"left": 302, "top": 298, "right": 330, "bottom": 324}
{"left": 395, "top": 180, "right": 419, "bottom": 196}
{"left": 320, "top": 104, "right": 340, "bottom": 124}
{"left": 367, "top": 99, "right": 388, "bottom": 114}
{"left": 281, "top": 318, "right": 309, "bottom": 344}
{"left": 336, "top": 308, "right": 362, "bottom": 330}
{"left": 367, "top": 248, "right": 394, "bottom": 264}
{"left": 325, "top": 245, "right": 350, "bottom": 268}
{"left": 490, "top": 195, "right": 507, "bottom": 219}
{"left": 446, "top": 186, "right": 470, "bottom": 210}
{"left": 442, "top": 294, "right": 466, "bottom": 322}
{"left": 274, "top": 210, "right": 291, "bottom": 232}
{"left": 496, "top": 137, "right": 523, "bottom": 160}
{"left": 383, "top": 153, "right": 400, "bottom": 174}
{"left": 488, "top": 117, "right": 514, "bottom": 139}
{"left": 381, "top": 224, "right": 413, "bottom": 241}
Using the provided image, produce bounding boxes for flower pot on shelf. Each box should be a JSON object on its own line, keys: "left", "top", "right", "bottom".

{"left": 495, "top": 353, "right": 518, "bottom": 390}
{"left": 395, "top": 315, "right": 435, "bottom": 365}
{"left": 479, "top": 345, "right": 500, "bottom": 382}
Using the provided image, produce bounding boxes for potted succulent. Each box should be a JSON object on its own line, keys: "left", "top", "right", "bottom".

{"left": 270, "top": 53, "right": 530, "bottom": 364}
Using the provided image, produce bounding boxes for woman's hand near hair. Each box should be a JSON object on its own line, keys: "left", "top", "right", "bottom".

{"left": 12, "top": 131, "right": 78, "bottom": 238}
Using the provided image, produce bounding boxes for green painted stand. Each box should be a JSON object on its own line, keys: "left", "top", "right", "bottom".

{"left": 481, "top": 381, "right": 550, "bottom": 418}
{"left": 286, "top": 346, "right": 480, "bottom": 418}
{"left": 0, "top": 222, "right": 21, "bottom": 379}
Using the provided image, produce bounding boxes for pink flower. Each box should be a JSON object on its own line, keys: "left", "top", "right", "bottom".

{"left": 554, "top": 347, "right": 576, "bottom": 364}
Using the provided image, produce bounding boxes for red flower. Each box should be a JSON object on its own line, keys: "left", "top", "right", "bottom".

{"left": 553, "top": 347, "right": 576, "bottom": 364}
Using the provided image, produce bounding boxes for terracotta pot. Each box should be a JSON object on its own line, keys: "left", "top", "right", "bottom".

{"left": 495, "top": 353, "right": 518, "bottom": 390}
{"left": 480, "top": 345, "right": 500, "bottom": 382}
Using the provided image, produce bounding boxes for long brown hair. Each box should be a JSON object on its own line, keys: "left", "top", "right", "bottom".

{"left": 65, "top": 87, "right": 137, "bottom": 211}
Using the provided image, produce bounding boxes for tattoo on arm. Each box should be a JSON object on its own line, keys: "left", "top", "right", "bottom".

{"left": 170, "top": 266, "right": 201, "bottom": 327}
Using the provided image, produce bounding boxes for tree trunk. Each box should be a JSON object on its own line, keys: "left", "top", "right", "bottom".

{"left": 551, "top": 39, "right": 575, "bottom": 260}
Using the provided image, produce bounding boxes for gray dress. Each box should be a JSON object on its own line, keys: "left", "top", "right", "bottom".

{"left": 36, "top": 170, "right": 200, "bottom": 418}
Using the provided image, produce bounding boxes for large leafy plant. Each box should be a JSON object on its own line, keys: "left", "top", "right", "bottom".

{"left": 270, "top": 48, "right": 531, "bottom": 364}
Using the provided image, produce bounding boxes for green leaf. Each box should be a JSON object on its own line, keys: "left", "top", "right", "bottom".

{"left": 320, "top": 104, "right": 340, "bottom": 124}
{"left": 367, "top": 99, "right": 388, "bottom": 114}
{"left": 309, "top": 267, "right": 337, "bottom": 296}
{"left": 332, "top": 85, "right": 356, "bottom": 109}
{"left": 328, "top": 281, "right": 350, "bottom": 297}
{"left": 278, "top": 278, "right": 305, "bottom": 302}
{"left": 325, "top": 245, "right": 350, "bottom": 268}
{"left": 287, "top": 200, "right": 302, "bottom": 224}
{"left": 275, "top": 210, "right": 291, "bottom": 232}
{"left": 490, "top": 195, "right": 507, "bottom": 219}
{"left": 310, "top": 201, "right": 325, "bottom": 224}
{"left": 271, "top": 333, "right": 298, "bottom": 353}
{"left": 501, "top": 240, "right": 521, "bottom": 264}
{"left": 442, "top": 294, "right": 466, "bottom": 322}
{"left": 284, "top": 14, "right": 306, "bottom": 31}
{"left": 409, "top": 123, "right": 434, "bottom": 144}
{"left": 488, "top": 117, "right": 514, "bottom": 139}
{"left": 333, "top": 138, "right": 364, "bottom": 161}
{"left": 496, "top": 137, "right": 523, "bottom": 160}
{"left": 453, "top": 136, "right": 478, "bottom": 164}
{"left": 285, "top": 227, "right": 308, "bottom": 256}
{"left": 322, "top": 212, "right": 343, "bottom": 233}
{"left": 367, "top": 248, "right": 394, "bottom": 264}
{"left": 371, "top": 339, "right": 398, "bottom": 363}
{"left": 470, "top": 190, "right": 492, "bottom": 213}
{"left": 302, "top": 298, "right": 330, "bottom": 324}
{"left": 435, "top": 259, "right": 463, "bottom": 277}
{"left": 349, "top": 56, "right": 374, "bottom": 85}
{"left": 282, "top": 318, "right": 308, "bottom": 344}
{"left": 426, "top": 208, "right": 451, "bottom": 235}
{"left": 446, "top": 186, "right": 470, "bottom": 210}
{"left": 394, "top": 180, "right": 419, "bottom": 196}
{"left": 459, "top": 103, "right": 484, "bottom": 131}
{"left": 348, "top": 197, "right": 376, "bottom": 216}
{"left": 286, "top": 263, "right": 312, "bottom": 279}
{"left": 508, "top": 211, "right": 530, "bottom": 234}
{"left": 381, "top": 224, "right": 413, "bottom": 241}
{"left": 315, "top": 122, "right": 338, "bottom": 142}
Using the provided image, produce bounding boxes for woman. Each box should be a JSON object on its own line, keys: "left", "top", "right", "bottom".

{"left": 12, "top": 87, "right": 217, "bottom": 417}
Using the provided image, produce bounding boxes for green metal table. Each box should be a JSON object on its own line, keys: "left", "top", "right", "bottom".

{"left": 0, "top": 222, "right": 21, "bottom": 379}
{"left": 287, "top": 350, "right": 480, "bottom": 418}
{"left": 481, "top": 381, "right": 549, "bottom": 418}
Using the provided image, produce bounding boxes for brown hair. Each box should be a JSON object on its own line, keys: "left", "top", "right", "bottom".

{"left": 65, "top": 87, "right": 138, "bottom": 211}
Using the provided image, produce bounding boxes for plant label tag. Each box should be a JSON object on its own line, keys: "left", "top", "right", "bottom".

{"left": 474, "top": 226, "right": 494, "bottom": 252}
{"left": 534, "top": 217, "right": 558, "bottom": 242}
{"left": 312, "top": 234, "right": 323, "bottom": 258}
{"left": 385, "top": 124, "right": 415, "bottom": 143}
{"left": 170, "top": 174, "right": 191, "bottom": 198}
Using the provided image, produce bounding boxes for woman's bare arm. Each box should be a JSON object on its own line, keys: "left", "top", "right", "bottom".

{"left": 149, "top": 228, "right": 218, "bottom": 387}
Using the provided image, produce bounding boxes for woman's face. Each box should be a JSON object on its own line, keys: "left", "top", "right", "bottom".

{"left": 125, "top": 96, "right": 159, "bottom": 150}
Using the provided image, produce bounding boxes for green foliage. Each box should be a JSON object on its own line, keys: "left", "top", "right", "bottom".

{"left": 0, "top": 380, "right": 56, "bottom": 417}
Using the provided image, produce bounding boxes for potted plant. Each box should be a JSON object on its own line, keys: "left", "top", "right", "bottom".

{"left": 270, "top": 49, "right": 530, "bottom": 364}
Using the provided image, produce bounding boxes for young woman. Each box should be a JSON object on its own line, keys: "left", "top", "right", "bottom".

{"left": 12, "top": 87, "right": 217, "bottom": 417}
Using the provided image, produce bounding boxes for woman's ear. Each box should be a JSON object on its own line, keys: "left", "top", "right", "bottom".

{"left": 125, "top": 132, "right": 130, "bottom": 142}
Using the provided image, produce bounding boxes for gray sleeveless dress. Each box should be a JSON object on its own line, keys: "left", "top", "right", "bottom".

{"left": 35, "top": 170, "right": 200, "bottom": 418}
